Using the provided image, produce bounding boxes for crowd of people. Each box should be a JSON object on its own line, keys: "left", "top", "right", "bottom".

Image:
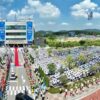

{"left": 23, "top": 46, "right": 100, "bottom": 100}
{"left": 0, "top": 47, "right": 11, "bottom": 99}
{"left": 23, "top": 47, "right": 47, "bottom": 100}
{"left": 28, "top": 46, "right": 100, "bottom": 86}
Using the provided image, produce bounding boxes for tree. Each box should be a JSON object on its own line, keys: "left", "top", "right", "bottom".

{"left": 66, "top": 55, "right": 73, "bottom": 69}
{"left": 71, "top": 62, "right": 77, "bottom": 68}
{"left": 48, "top": 63, "right": 56, "bottom": 75}
{"left": 38, "top": 67, "right": 50, "bottom": 87}
{"left": 79, "top": 40, "right": 86, "bottom": 46}
{"left": 59, "top": 67, "right": 64, "bottom": 74}
{"left": 48, "top": 48, "right": 52, "bottom": 56}
{"left": 29, "top": 54, "right": 34, "bottom": 64}
{"left": 59, "top": 75, "right": 68, "bottom": 85}
{"left": 78, "top": 53, "right": 87, "bottom": 65}
{"left": 89, "top": 66, "right": 97, "bottom": 75}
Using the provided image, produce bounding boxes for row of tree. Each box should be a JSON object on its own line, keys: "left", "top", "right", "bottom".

{"left": 47, "top": 30, "right": 100, "bottom": 36}
{"left": 46, "top": 38, "right": 100, "bottom": 47}
{"left": 38, "top": 67, "right": 50, "bottom": 87}
{"left": 47, "top": 53, "right": 90, "bottom": 75}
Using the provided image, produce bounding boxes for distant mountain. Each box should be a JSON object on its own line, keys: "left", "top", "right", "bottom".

{"left": 36, "top": 30, "right": 53, "bottom": 35}
{"left": 36, "top": 29, "right": 100, "bottom": 33}
{"left": 82, "top": 29, "right": 100, "bottom": 32}
{"left": 36, "top": 29, "right": 100, "bottom": 36}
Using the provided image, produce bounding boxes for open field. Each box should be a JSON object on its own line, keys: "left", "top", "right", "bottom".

{"left": 57, "top": 36, "right": 100, "bottom": 42}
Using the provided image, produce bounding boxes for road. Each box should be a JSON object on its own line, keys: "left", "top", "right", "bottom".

{"left": 5, "top": 48, "right": 33, "bottom": 100}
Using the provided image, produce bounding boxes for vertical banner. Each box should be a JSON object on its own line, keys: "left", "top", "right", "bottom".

{"left": 0, "top": 21, "right": 5, "bottom": 41}
{"left": 27, "top": 21, "right": 34, "bottom": 44}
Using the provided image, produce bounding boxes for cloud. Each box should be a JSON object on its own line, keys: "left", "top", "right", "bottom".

{"left": 61, "top": 22, "right": 69, "bottom": 26}
{"left": 71, "top": 0, "right": 100, "bottom": 18}
{"left": 7, "top": 10, "right": 17, "bottom": 16}
{"left": 71, "top": 0, "right": 97, "bottom": 10}
{"left": 7, "top": 5, "right": 36, "bottom": 20}
{"left": 37, "top": 2, "right": 60, "bottom": 18}
{"left": 48, "top": 21, "right": 55, "bottom": 25}
{"left": 86, "top": 22, "right": 93, "bottom": 26}
{"left": 93, "top": 12, "right": 100, "bottom": 18}
{"left": 7, "top": 0, "right": 60, "bottom": 20}
{"left": 28, "top": 0, "right": 60, "bottom": 18}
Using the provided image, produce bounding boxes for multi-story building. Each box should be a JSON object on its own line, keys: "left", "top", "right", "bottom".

{"left": 0, "top": 20, "right": 34, "bottom": 45}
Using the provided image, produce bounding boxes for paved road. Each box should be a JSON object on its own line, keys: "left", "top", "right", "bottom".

{"left": 18, "top": 48, "right": 25, "bottom": 66}
{"left": 5, "top": 48, "right": 33, "bottom": 100}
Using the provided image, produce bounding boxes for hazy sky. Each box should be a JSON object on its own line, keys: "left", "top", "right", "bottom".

{"left": 0, "top": 0, "right": 100, "bottom": 31}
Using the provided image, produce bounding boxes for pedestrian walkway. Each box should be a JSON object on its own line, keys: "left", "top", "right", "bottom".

{"left": 45, "top": 84, "right": 100, "bottom": 100}
{"left": 6, "top": 85, "right": 31, "bottom": 96}
{"left": 45, "top": 93, "right": 65, "bottom": 100}
{"left": 15, "top": 47, "right": 19, "bottom": 66}
{"left": 18, "top": 48, "right": 24, "bottom": 66}
{"left": 82, "top": 89, "right": 100, "bottom": 100}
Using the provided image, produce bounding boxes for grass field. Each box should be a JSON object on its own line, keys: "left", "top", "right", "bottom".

{"left": 57, "top": 37, "right": 100, "bottom": 42}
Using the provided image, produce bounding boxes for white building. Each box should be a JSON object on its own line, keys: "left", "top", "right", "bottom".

{"left": 0, "top": 20, "right": 34, "bottom": 45}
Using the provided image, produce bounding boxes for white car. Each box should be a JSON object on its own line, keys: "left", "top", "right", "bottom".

{"left": 10, "top": 72, "right": 17, "bottom": 80}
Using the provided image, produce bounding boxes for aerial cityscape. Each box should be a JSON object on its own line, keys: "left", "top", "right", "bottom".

{"left": 0, "top": 0, "right": 100, "bottom": 100}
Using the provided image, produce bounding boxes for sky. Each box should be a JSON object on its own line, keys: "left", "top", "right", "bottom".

{"left": 0, "top": 0, "right": 100, "bottom": 31}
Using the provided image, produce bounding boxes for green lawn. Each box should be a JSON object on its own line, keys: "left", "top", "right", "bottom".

{"left": 48, "top": 87, "right": 61, "bottom": 94}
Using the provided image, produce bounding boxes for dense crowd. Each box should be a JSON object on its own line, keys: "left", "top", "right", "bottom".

{"left": 28, "top": 46, "right": 100, "bottom": 86}
{"left": 0, "top": 47, "right": 11, "bottom": 99}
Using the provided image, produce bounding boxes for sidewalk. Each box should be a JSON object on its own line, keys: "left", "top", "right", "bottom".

{"left": 45, "top": 93, "right": 65, "bottom": 100}
{"left": 45, "top": 84, "right": 100, "bottom": 100}
{"left": 82, "top": 89, "right": 100, "bottom": 100}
